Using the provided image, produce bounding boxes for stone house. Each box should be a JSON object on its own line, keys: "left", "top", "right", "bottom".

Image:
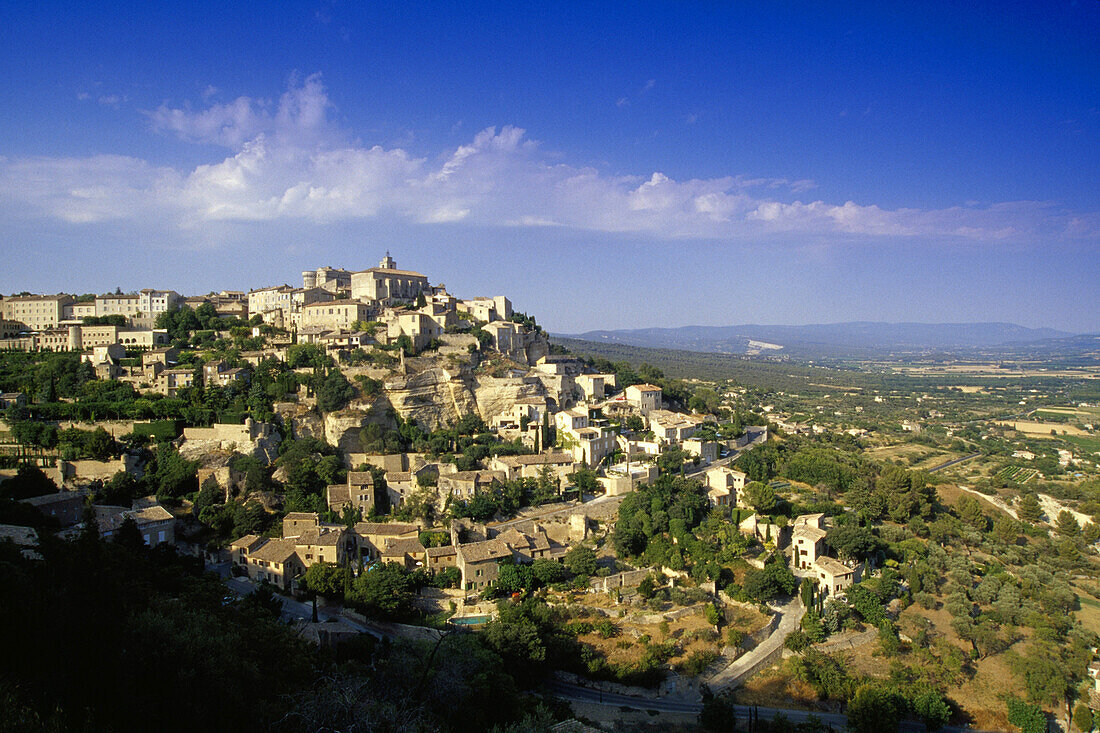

{"left": 229, "top": 534, "right": 268, "bottom": 566}
{"left": 683, "top": 438, "right": 718, "bottom": 464}
{"left": 246, "top": 538, "right": 304, "bottom": 591}
{"left": 705, "top": 467, "right": 746, "bottom": 507}
{"left": 353, "top": 521, "right": 421, "bottom": 561}
{"left": 95, "top": 502, "right": 176, "bottom": 547}
{"left": 792, "top": 522, "right": 827, "bottom": 570}
{"left": 567, "top": 426, "right": 617, "bottom": 468}
{"left": 293, "top": 526, "right": 354, "bottom": 567}
{"left": 488, "top": 451, "right": 581, "bottom": 482}
{"left": 300, "top": 299, "right": 378, "bottom": 332}
{"left": 326, "top": 471, "right": 379, "bottom": 516}
{"left": 20, "top": 491, "right": 85, "bottom": 526}
{"left": 437, "top": 470, "right": 506, "bottom": 501}
{"left": 425, "top": 545, "right": 457, "bottom": 571}
{"left": 350, "top": 256, "right": 429, "bottom": 302}
{"left": 380, "top": 537, "right": 427, "bottom": 569}
{"left": 625, "top": 384, "right": 662, "bottom": 413}
{"left": 155, "top": 368, "right": 195, "bottom": 397}
{"left": 814, "top": 557, "right": 860, "bottom": 598}
{"left": 283, "top": 511, "right": 322, "bottom": 539}
{"left": 456, "top": 539, "right": 512, "bottom": 593}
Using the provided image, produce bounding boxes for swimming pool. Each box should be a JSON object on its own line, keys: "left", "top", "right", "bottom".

{"left": 448, "top": 614, "right": 491, "bottom": 626}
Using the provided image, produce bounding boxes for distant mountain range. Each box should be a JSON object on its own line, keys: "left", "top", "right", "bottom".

{"left": 559, "top": 322, "right": 1081, "bottom": 359}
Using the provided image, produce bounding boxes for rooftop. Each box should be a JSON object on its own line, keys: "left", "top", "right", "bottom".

{"left": 457, "top": 539, "right": 512, "bottom": 563}
{"left": 354, "top": 521, "right": 419, "bottom": 536}
{"left": 815, "top": 556, "right": 854, "bottom": 576}
{"left": 249, "top": 538, "right": 299, "bottom": 564}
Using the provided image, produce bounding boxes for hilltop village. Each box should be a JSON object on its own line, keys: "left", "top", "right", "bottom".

{"left": 3, "top": 256, "right": 1100, "bottom": 732}
{"left": 0, "top": 255, "right": 797, "bottom": 597}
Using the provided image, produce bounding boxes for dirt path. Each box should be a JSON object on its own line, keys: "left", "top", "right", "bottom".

{"left": 958, "top": 486, "right": 1018, "bottom": 519}
{"left": 1038, "top": 493, "right": 1092, "bottom": 528}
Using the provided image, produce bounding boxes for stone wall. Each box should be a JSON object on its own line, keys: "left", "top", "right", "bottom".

{"left": 589, "top": 568, "right": 651, "bottom": 593}
{"left": 55, "top": 454, "right": 141, "bottom": 483}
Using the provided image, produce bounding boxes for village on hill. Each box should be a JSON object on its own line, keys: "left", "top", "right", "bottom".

{"left": 2, "top": 255, "right": 1100, "bottom": 733}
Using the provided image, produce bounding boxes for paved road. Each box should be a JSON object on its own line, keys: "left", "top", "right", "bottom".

{"left": 547, "top": 679, "right": 998, "bottom": 733}
{"left": 927, "top": 453, "right": 981, "bottom": 473}
{"left": 709, "top": 595, "right": 802, "bottom": 690}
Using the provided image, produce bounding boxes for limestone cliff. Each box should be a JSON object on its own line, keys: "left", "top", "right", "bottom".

{"left": 472, "top": 375, "right": 550, "bottom": 419}
{"left": 383, "top": 367, "right": 479, "bottom": 428}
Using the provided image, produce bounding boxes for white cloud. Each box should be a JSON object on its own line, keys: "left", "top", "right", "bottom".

{"left": 147, "top": 72, "right": 334, "bottom": 148}
{"left": 2, "top": 76, "right": 1098, "bottom": 246}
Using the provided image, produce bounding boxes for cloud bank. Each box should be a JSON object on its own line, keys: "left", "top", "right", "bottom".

{"left": 2, "top": 75, "right": 1097, "bottom": 244}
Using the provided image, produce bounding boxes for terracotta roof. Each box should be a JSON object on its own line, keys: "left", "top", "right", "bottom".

{"left": 442, "top": 470, "right": 505, "bottom": 483}
{"left": 284, "top": 512, "right": 320, "bottom": 522}
{"left": 425, "top": 545, "right": 456, "bottom": 558}
{"left": 814, "top": 557, "right": 854, "bottom": 576}
{"left": 230, "top": 534, "right": 264, "bottom": 551}
{"left": 347, "top": 471, "right": 374, "bottom": 486}
{"left": 354, "top": 521, "right": 419, "bottom": 536}
{"left": 326, "top": 484, "right": 351, "bottom": 506}
{"left": 383, "top": 538, "right": 426, "bottom": 556}
{"left": 456, "top": 539, "right": 511, "bottom": 563}
{"left": 628, "top": 383, "right": 662, "bottom": 392}
{"left": 20, "top": 491, "right": 82, "bottom": 507}
{"left": 295, "top": 528, "right": 344, "bottom": 546}
{"left": 793, "top": 525, "right": 827, "bottom": 543}
{"left": 250, "top": 538, "right": 299, "bottom": 564}
{"left": 0, "top": 524, "right": 38, "bottom": 546}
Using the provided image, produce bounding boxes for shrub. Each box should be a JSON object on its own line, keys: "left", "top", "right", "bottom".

{"left": 677, "top": 649, "right": 719, "bottom": 677}
{"left": 784, "top": 629, "right": 810, "bottom": 652}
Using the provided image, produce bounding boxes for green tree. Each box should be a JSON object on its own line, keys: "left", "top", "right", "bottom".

{"left": 563, "top": 546, "right": 597, "bottom": 577}
{"left": 114, "top": 516, "right": 146, "bottom": 551}
{"left": 348, "top": 562, "right": 413, "bottom": 619}
{"left": 0, "top": 465, "right": 58, "bottom": 500}
{"left": 1056, "top": 510, "right": 1081, "bottom": 538}
{"left": 743, "top": 481, "right": 778, "bottom": 513}
{"left": 301, "top": 561, "right": 350, "bottom": 598}
{"left": 1017, "top": 493, "right": 1042, "bottom": 523}
{"left": 1074, "top": 702, "right": 1094, "bottom": 732}
{"left": 1006, "top": 697, "right": 1046, "bottom": 733}
{"left": 316, "top": 369, "right": 355, "bottom": 412}
{"left": 826, "top": 524, "right": 880, "bottom": 562}
{"left": 956, "top": 496, "right": 989, "bottom": 531}
{"left": 656, "top": 445, "right": 690, "bottom": 475}
{"left": 912, "top": 687, "right": 952, "bottom": 731}
{"left": 846, "top": 684, "right": 905, "bottom": 733}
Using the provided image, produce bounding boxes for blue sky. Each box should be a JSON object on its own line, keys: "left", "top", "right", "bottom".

{"left": 1, "top": 1, "right": 1097, "bottom": 332}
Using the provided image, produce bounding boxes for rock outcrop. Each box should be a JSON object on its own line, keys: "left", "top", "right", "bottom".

{"left": 472, "top": 375, "right": 550, "bottom": 420}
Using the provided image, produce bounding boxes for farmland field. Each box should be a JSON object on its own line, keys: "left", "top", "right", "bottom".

{"left": 996, "top": 420, "right": 1090, "bottom": 436}
{"left": 995, "top": 465, "right": 1040, "bottom": 483}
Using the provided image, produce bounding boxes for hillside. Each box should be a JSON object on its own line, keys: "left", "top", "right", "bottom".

{"left": 563, "top": 322, "right": 1073, "bottom": 359}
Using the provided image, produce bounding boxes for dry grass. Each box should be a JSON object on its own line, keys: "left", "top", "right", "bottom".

{"left": 1072, "top": 586, "right": 1100, "bottom": 637}
{"left": 576, "top": 608, "right": 722, "bottom": 668}
{"left": 733, "top": 664, "right": 839, "bottom": 712}
{"left": 935, "top": 484, "right": 1014, "bottom": 518}
{"left": 996, "top": 420, "right": 1090, "bottom": 436}
{"left": 895, "top": 605, "right": 1029, "bottom": 729}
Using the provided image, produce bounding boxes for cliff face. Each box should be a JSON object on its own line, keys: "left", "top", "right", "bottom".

{"left": 383, "top": 367, "right": 479, "bottom": 429}
{"left": 271, "top": 332, "right": 553, "bottom": 458}
{"left": 472, "top": 375, "right": 549, "bottom": 419}
{"left": 178, "top": 428, "right": 282, "bottom": 466}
